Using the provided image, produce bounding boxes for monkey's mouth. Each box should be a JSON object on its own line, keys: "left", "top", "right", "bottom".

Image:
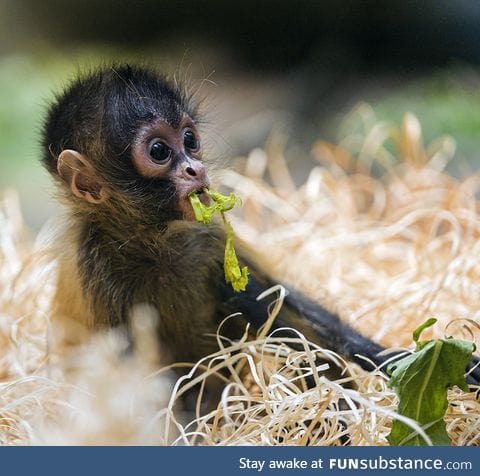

{"left": 193, "top": 188, "right": 211, "bottom": 206}
{"left": 180, "top": 187, "right": 211, "bottom": 221}
{"left": 197, "top": 188, "right": 211, "bottom": 203}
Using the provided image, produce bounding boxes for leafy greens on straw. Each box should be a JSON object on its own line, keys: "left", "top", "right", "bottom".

{"left": 387, "top": 318, "right": 475, "bottom": 446}
{"left": 188, "top": 189, "right": 249, "bottom": 292}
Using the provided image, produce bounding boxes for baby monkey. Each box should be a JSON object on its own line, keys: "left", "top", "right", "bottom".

{"left": 41, "top": 64, "right": 479, "bottom": 385}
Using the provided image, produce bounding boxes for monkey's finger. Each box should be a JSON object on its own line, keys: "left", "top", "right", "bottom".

{"left": 466, "top": 354, "right": 480, "bottom": 390}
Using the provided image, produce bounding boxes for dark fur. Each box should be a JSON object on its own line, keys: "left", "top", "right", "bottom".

{"left": 41, "top": 64, "right": 480, "bottom": 386}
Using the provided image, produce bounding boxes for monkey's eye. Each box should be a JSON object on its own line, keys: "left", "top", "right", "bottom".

{"left": 149, "top": 141, "right": 172, "bottom": 163}
{"left": 183, "top": 130, "right": 199, "bottom": 151}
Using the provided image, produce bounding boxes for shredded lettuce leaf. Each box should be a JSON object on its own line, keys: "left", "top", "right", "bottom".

{"left": 188, "top": 189, "right": 239, "bottom": 225}
{"left": 188, "top": 189, "right": 249, "bottom": 292}
{"left": 224, "top": 221, "right": 249, "bottom": 292}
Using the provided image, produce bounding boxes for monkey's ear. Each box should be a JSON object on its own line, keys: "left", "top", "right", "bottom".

{"left": 57, "top": 150, "right": 108, "bottom": 204}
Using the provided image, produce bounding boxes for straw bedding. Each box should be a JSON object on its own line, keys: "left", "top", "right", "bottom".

{"left": 0, "top": 108, "right": 479, "bottom": 445}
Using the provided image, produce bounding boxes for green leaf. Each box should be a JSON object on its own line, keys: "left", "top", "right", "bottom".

{"left": 188, "top": 190, "right": 238, "bottom": 225}
{"left": 188, "top": 189, "right": 249, "bottom": 292}
{"left": 224, "top": 221, "right": 249, "bottom": 292}
{"left": 387, "top": 322, "right": 474, "bottom": 446}
{"left": 412, "top": 317, "right": 437, "bottom": 351}
{"left": 188, "top": 191, "right": 212, "bottom": 224}
{"left": 412, "top": 317, "right": 437, "bottom": 344}
{"left": 209, "top": 190, "right": 239, "bottom": 211}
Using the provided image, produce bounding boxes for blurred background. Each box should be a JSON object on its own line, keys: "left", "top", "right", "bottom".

{"left": 2, "top": 0, "right": 480, "bottom": 230}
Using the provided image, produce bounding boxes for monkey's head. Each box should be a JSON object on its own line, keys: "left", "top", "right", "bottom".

{"left": 42, "top": 64, "right": 210, "bottom": 229}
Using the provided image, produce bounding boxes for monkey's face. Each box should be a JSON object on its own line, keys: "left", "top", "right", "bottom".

{"left": 130, "top": 115, "right": 210, "bottom": 222}
{"left": 56, "top": 113, "right": 210, "bottom": 227}
{"left": 45, "top": 65, "right": 210, "bottom": 228}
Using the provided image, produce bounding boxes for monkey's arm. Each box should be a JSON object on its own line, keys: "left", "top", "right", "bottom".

{"left": 218, "top": 270, "right": 480, "bottom": 387}
{"left": 219, "top": 272, "right": 386, "bottom": 369}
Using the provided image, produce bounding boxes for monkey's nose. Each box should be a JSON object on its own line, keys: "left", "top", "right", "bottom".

{"left": 185, "top": 166, "right": 197, "bottom": 176}
{"left": 183, "top": 161, "right": 206, "bottom": 181}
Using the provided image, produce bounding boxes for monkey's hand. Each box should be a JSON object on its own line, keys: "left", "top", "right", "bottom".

{"left": 466, "top": 354, "right": 480, "bottom": 388}
{"left": 217, "top": 268, "right": 480, "bottom": 393}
